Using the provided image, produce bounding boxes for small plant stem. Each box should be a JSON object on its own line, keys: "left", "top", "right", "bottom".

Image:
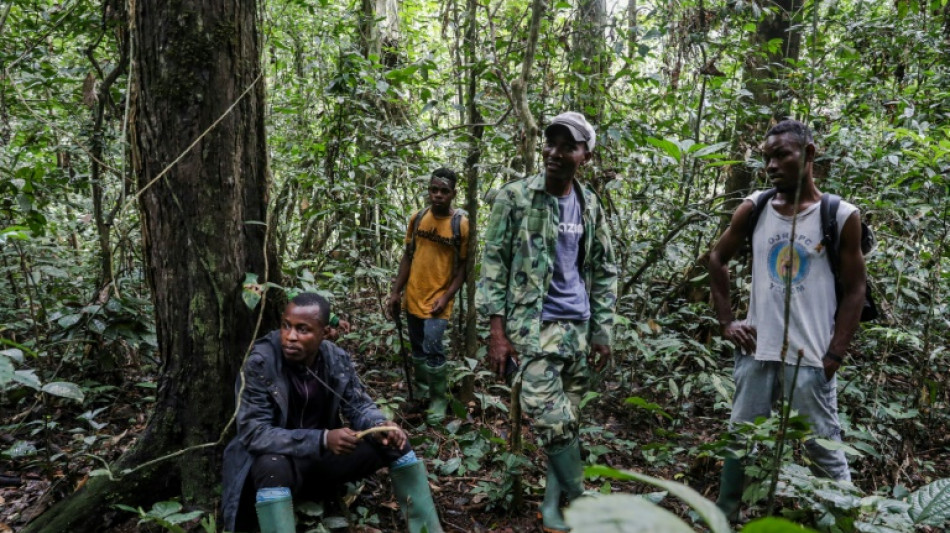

{"left": 766, "top": 348, "right": 804, "bottom": 515}
{"left": 509, "top": 378, "right": 523, "bottom": 509}
{"left": 767, "top": 169, "right": 805, "bottom": 515}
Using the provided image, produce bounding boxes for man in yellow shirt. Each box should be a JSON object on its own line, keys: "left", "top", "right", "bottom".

{"left": 388, "top": 168, "right": 470, "bottom": 424}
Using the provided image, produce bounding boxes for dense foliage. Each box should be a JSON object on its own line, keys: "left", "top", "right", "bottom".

{"left": 1, "top": 0, "right": 948, "bottom": 531}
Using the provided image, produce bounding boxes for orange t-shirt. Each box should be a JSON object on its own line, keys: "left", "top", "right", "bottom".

{"left": 404, "top": 209, "right": 470, "bottom": 319}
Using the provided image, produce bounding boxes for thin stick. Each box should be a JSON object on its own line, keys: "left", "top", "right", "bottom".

{"left": 355, "top": 426, "right": 395, "bottom": 440}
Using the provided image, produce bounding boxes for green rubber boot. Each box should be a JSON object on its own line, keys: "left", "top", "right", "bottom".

{"left": 716, "top": 456, "right": 744, "bottom": 523}
{"left": 540, "top": 461, "right": 570, "bottom": 532}
{"left": 546, "top": 440, "right": 585, "bottom": 502}
{"left": 425, "top": 362, "right": 450, "bottom": 424}
{"left": 390, "top": 460, "right": 444, "bottom": 533}
{"left": 412, "top": 356, "right": 430, "bottom": 400}
{"left": 255, "top": 487, "right": 296, "bottom": 533}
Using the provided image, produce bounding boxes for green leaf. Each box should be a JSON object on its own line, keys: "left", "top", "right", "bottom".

{"left": 579, "top": 391, "right": 600, "bottom": 409}
{"left": 646, "top": 137, "right": 681, "bottom": 160}
{"left": 242, "top": 272, "right": 262, "bottom": 309}
{"left": 3, "top": 440, "right": 38, "bottom": 458}
{"left": 323, "top": 515, "right": 349, "bottom": 528}
{"left": 564, "top": 494, "right": 694, "bottom": 532}
{"left": 57, "top": 314, "right": 82, "bottom": 328}
{"left": 42, "top": 381, "right": 85, "bottom": 402}
{"left": 813, "top": 439, "right": 863, "bottom": 457}
{"left": 585, "top": 466, "right": 730, "bottom": 533}
{"left": 624, "top": 396, "right": 672, "bottom": 420}
{"left": 0, "top": 355, "right": 14, "bottom": 387}
{"left": 39, "top": 265, "right": 68, "bottom": 278}
{"left": 89, "top": 468, "right": 115, "bottom": 479}
{"left": 814, "top": 488, "right": 862, "bottom": 509}
{"left": 0, "top": 348, "right": 25, "bottom": 363}
{"left": 13, "top": 369, "right": 41, "bottom": 390}
{"left": 909, "top": 478, "right": 950, "bottom": 526}
{"left": 742, "top": 516, "right": 819, "bottom": 532}
{"left": 148, "top": 500, "right": 183, "bottom": 519}
{"left": 297, "top": 500, "right": 325, "bottom": 518}
{"left": 689, "top": 141, "right": 730, "bottom": 158}
{"left": 166, "top": 511, "right": 204, "bottom": 524}
{"left": 440, "top": 456, "right": 461, "bottom": 475}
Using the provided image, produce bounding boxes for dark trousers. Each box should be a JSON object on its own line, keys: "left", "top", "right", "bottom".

{"left": 235, "top": 439, "right": 410, "bottom": 530}
{"left": 407, "top": 313, "right": 448, "bottom": 366}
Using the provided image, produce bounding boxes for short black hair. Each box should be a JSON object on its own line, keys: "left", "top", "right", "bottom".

{"left": 766, "top": 119, "right": 814, "bottom": 147}
{"left": 290, "top": 292, "right": 330, "bottom": 324}
{"left": 431, "top": 167, "right": 458, "bottom": 189}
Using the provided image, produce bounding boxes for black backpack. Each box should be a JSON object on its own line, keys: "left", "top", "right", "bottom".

{"left": 746, "top": 188, "right": 879, "bottom": 322}
{"left": 407, "top": 206, "right": 466, "bottom": 268}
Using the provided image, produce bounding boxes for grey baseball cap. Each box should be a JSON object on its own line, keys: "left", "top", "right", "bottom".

{"left": 544, "top": 111, "right": 596, "bottom": 152}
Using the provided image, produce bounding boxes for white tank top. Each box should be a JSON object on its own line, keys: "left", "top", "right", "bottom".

{"left": 744, "top": 191, "right": 858, "bottom": 368}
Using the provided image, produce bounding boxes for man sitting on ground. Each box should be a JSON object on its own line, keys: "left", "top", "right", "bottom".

{"left": 221, "top": 292, "right": 442, "bottom": 533}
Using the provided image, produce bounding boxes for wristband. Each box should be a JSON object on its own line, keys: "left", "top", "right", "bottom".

{"left": 823, "top": 351, "right": 843, "bottom": 364}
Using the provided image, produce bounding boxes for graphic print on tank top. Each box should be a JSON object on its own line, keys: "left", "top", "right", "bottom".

{"left": 765, "top": 233, "right": 817, "bottom": 293}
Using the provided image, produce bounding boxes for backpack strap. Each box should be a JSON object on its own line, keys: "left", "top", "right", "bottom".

{"left": 407, "top": 206, "right": 430, "bottom": 260}
{"left": 820, "top": 193, "right": 842, "bottom": 278}
{"left": 746, "top": 188, "right": 778, "bottom": 253}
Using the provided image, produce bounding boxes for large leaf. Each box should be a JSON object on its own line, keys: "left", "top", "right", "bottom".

{"left": 814, "top": 438, "right": 864, "bottom": 457}
{"left": 13, "top": 369, "right": 41, "bottom": 390}
{"left": 0, "top": 355, "right": 14, "bottom": 387}
{"left": 908, "top": 478, "right": 950, "bottom": 526}
{"left": 586, "top": 465, "right": 731, "bottom": 533}
{"left": 41, "top": 381, "right": 85, "bottom": 402}
{"left": 742, "top": 517, "right": 819, "bottom": 532}
{"left": 242, "top": 272, "right": 262, "bottom": 309}
{"left": 646, "top": 137, "right": 681, "bottom": 160}
{"left": 147, "top": 500, "right": 182, "bottom": 518}
{"left": 564, "top": 494, "right": 694, "bottom": 532}
{"left": 3, "top": 440, "right": 38, "bottom": 458}
{"left": 0, "top": 347, "right": 24, "bottom": 363}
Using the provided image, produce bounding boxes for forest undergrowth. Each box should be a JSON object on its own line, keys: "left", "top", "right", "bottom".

{"left": 2, "top": 282, "right": 946, "bottom": 532}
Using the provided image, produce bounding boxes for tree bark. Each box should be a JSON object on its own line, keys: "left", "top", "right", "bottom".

{"left": 512, "top": 0, "right": 545, "bottom": 175}
{"left": 572, "top": 0, "right": 608, "bottom": 123}
{"left": 356, "top": 0, "right": 404, "bottom": 268}
{"left": 628, "top": 0, "right": 638, "bottom": 55}
{"left": 22, "top": 1, "right": 277, "bottom": 530}
{"left": 460, "top": 0, "right": 483, "bottom": 405}
{"left": 723, "top": 0, "right": 803, "bottom": 214}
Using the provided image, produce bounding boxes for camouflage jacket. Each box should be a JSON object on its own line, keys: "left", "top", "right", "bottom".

{"left": 476, "top": 173, "right": 617, "bottom": 352}
{"left": 221, "top": 331, "right": 386, "bottom": 530}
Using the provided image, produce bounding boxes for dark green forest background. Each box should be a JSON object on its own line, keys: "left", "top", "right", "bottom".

{"left": 1, "top": 0, "right": 948, "bottom": 531}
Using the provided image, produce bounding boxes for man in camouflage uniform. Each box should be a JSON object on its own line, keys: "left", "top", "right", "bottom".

{"left": 476, "top": 112, "right": 617, "bottom": 533}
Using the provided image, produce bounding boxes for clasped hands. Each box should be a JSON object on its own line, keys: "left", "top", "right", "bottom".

{"left": 325, "top": 421, "right": 406, "bottom": 455}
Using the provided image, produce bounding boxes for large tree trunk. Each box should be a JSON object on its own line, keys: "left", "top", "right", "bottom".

{"left": 628, "top": 0, "right": 638, "bottom": 55}
{"left": 23, "top": 2, "right": 276, "bottom": 531}
{"left": 572, "top": 0, "right": 608, "bottom": 123}
{"left": 460, "top": 0, "right": 483, "bottom": 405}
{"left": 355, "top": 0, "right": 404, "bottom": 269}
{"left": 512, "top": 0, "right": 545, "bottom": 175}
{"left": 722, "top": 0, "right": 803, "bottom": 213}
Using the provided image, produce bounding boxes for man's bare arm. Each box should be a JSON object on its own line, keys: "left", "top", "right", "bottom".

{"left": 387, "top": 249, "right": 412, "bottom": 317}
{"left": 825, "top": 211, "right": 865, "bottom": 376}
{"left": 708, "top": 200, "right": 758, "bottom": 353}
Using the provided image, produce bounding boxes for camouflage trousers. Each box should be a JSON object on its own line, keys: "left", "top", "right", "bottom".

{"left": 518, "top": 320, "right": 590, "bottom": 452}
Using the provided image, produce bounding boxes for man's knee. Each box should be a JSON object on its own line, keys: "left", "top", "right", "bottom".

{"left": 251, "top": 454, "right": 294, "bottom": 489}
{"left": 530, "top": 403, "right": 579, "bottom": 449}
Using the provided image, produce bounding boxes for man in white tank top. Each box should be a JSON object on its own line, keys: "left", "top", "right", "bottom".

{"left": 707, "top": 120, "right": 867, "bottom": 521}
